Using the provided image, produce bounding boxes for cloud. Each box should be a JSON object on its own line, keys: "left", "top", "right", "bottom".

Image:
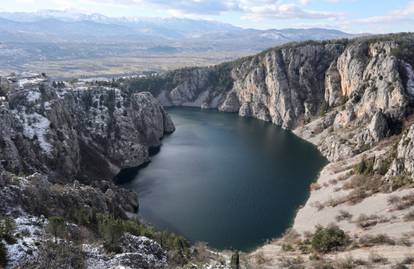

{"left": 80, "top": 0, "right": 343, "bottom": 20}
{"left": 355, "top": 0, "right": 414, "bottom": 24}
{"left": 242, "top": 3, "right": 343, "bottom": 20}
{"left": 298, "top": 0, "right": 310, "bottom": 5}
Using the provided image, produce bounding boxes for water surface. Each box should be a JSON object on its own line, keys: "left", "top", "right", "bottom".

{"left": 122, "top": 107, "right": 326, "bottom": 251}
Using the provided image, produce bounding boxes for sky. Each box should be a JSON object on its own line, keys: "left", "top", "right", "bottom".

{"left": 1, "top": 0, "right": 414, "bottom": 33}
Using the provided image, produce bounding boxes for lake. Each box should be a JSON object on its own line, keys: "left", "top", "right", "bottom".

{"left": 122, "top": 107, "right": 326, "bottom": 251}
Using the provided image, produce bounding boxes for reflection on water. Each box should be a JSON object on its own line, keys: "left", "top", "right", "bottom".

{"left": 122, "top": 107, "right": 327, "bottom": 251}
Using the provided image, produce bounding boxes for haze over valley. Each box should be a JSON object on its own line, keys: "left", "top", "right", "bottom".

{"left": 0, "top": 10, "right": 354, "bottom": 78}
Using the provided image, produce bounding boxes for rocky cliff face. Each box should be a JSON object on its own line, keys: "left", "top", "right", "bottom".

{"left": 0, "top": 76, "right": 174, "bottom": 182}
{"left": 130, "top": 34, "right": 414, "bottom": 134}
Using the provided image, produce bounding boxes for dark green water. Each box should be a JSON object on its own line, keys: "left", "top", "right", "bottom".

{"left": 122, "top": 107, "right": 326, "bottom": 251}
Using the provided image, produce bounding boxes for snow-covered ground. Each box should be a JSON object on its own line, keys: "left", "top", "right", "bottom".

{"left": 5, "top": 215, "right": 47, "bottom": 269}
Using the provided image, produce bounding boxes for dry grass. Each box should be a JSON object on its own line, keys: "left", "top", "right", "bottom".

{"left": 278, "top": 256, "right": 304, "bottom": 268}
{"left": 312, "top": 201, "right": 325, "bottom": 211}
{"left": 329, "top": 179, "right": 338, "bottom": 185}
{"left": 368, "top": 252, "right": 388, "bottom": 264}
{"left": 336, "top": 210, "right": 353, "bottom": 222}
{"left": 388, "top": 192, "right": 414, "bottom": 211}
{"left": 254, "top": 251, "right": 270, "bottom": 265}
{"left": 310, "top": 182, "right": 322, "bottom": 191}
{"left": 358, "top": 234, "right": 396, "bottom": 247}
{"left": 355, "top": 214, "right": 389, "bottom": 229}
{"left": 403, "top": 210, "right": 414, "bottom": 221}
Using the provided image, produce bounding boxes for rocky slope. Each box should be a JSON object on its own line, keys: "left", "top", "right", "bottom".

{"left": 0, "top": 74, "right": 182, "bottom": 269}
{"left": 125, "top": 33, "right": 414, "bottom": 268}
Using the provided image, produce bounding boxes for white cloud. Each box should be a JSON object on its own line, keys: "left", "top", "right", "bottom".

{"left": 78, "top": 0, "right": 343, "bottom": 20}
{"left": 242, "top": 3, "right": 342, "bottom": 20}
{"left": 355, "top": 1, "right": 414, "bottom": 24}
{"left": 298, "top": 0, "right": 311, "bottom": 5}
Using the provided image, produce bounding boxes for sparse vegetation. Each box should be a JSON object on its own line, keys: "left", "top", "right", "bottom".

{"left": 96, "top": 214, "right": 124, "bottom": 253}
{"left": 255, "top": 251, "right": 268, "bottom": 265}
{"left": 356, "top": 214, "right": 388, "bottom": 229}
{"left": 389, "top": 176, "right": 413, "bottom": 191}
{"left": 388, "top": 192, "right": 414, "bottom": 211}
{"left": 0, "top": 217, "right": 16, "bottom": 245}
{"left": 358, "top": 234, "right": 395, "bottom": 247}
{"left": 230, "top": 251, "right": 240, "bottom": 269}
{"left": 403, "top": 210, "right": 414, "bottom": 221}
{"left": 310, "top": 182, "right": 322, "bottom": 191}
{"left": 0, "top": 241, "right": 7, "bottom": 268}
{"left": 278, "top": 256, "right": 305, "bottom": 268}
{"left": 369, "top": 252, "right": 388, "bottom": 264}
{"left": 282, "top": 243, "right": 295, "bottom": 252}
{"left": 336, "top": 210, "right": 353, "bottom": 222}
{"left": 354, "top": 157, "right": 375, "bottom": 176}
{"left": 22, "top": 240, "right": 85, "bottom": 269}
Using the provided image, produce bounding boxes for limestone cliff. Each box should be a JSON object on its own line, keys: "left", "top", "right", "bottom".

{"left": 0, "top": 75, "right": 174, "bottom": 182}
{"left": 128, "top": 34, "right": 414, "bottom": 134}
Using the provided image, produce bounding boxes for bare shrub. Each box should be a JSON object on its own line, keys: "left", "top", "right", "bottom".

{"left": 369, "top": 252, "right": 388, "bottom": 264}
{"left": 329, "top": 179, "right": 338, "bottom": 185}
{"left": 403, "top": 210, "right": 414, "bottom": 221}
{"left": 310, "top": 182, "right": 322, "bottom": 191}
{"left": 278, "top": 256, "right": 304, "bottom": 268}
{"left": 356, "top": 214, "right": 388, "bottom": 229}
{"left": 359, "top": 234, "right": 396, "bottom": 247}
{"left": 388, "top": 193, "right": 414, "bottom": 211}
{"left": 255, "top": 251, "right": 268, "bottom": 265}
{"left": 336, "top": 210, "right": 353, "bottom": 222}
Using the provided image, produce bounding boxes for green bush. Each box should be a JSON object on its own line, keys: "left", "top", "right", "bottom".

{"left": 319, "top": 101, "right": 329, "bottom": 117}
{"left": 23, "top": 240, "right": 85, "bottom": 269}
{"left": 354, "top": 157, "right": 375, "bottom": 175}
{"left": 96, "top": 214, "right": 124, "bottom": 253}
{"left": 47, "top": 216, "right": 66, "bottom": 242}
{"left": 0, "top": 217, "right": 16, "bottom": 244}
{"left": 282, "top": 243, "right": 295, "bottom": 252}
{"left": 389, "top": 176, "right": 413, "bottom": 191}
{"left": 230, "top": 251, "right": 240, "bottom": 269}
{"left": 0, "top": 241, "right": 7, "bottom": 268}
{"left": 377, "top": 158, "right": 392, "bottom": 175}
{"left": 311, "top": 225, "right": 349, "bottom": 253}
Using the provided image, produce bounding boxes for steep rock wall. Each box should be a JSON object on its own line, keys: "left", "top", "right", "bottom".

{"left": 130, "top": 35, "right": 414, "bottom": 133}
{"left": 0, "top": 82, "right": 175, "bottom": 182}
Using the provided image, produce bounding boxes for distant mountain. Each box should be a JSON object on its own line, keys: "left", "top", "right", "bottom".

{"left": 0, "top": 10, "right": 353, "bottom": 42}
{"left": 0, "top": 10, "right": 356, "bottom": 78}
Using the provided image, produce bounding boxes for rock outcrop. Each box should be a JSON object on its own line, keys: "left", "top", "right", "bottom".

{"left": 388, "top": 124, "right": 414, "bottom": 178}
{"left": 0, "top": 76, "right": 174, "bottom": 182}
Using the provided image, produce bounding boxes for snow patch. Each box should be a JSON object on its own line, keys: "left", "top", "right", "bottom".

{"left": 26, "top": 90, "right": 41, "bottom": 103}
{"left": 18, "top": 111, "right": 53, "bottom": 154}
{"left": 5, "top": 215, "right": 46, "bottom": 268}
{"left": 43, "top": 101, "right": 52, "bottom": 110}
{"left": 18, "top": 78, "right": 46, "bottom": 89}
